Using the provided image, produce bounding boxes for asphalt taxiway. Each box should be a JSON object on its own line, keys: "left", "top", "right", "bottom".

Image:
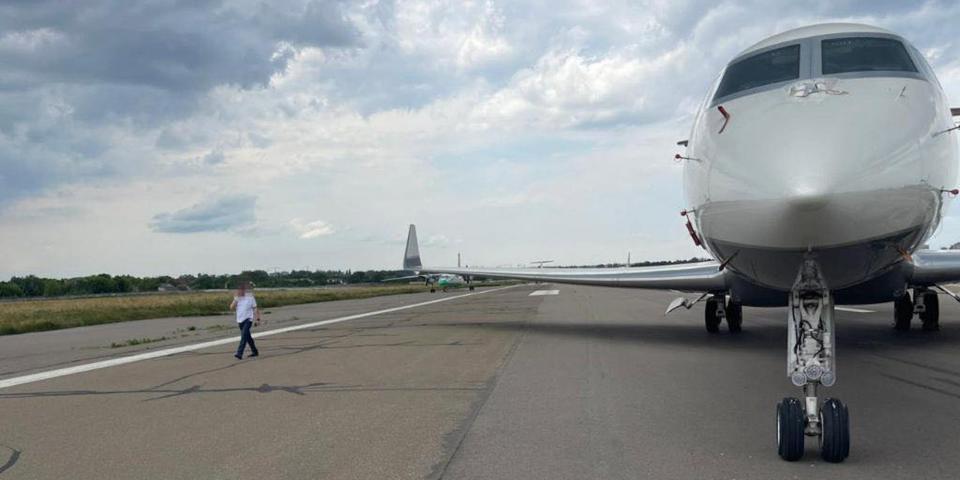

{"left": 2, "top": 284, "right": 960, "bottom": 479}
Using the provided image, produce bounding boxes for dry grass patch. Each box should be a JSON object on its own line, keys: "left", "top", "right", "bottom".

{"left": 0, "top": 285, "right": 436, "bottom": 335}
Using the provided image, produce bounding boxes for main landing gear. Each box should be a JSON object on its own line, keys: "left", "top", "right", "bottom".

{"left": 704, "top": 295, "right": 742, "bottom": 333}
{"left": 894, "top": 288, "right": 939, "bottom": 331}
{"left": 778, "top": 258, "right": 849, "bottom": 463}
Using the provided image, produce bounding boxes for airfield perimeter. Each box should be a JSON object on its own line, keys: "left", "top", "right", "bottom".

{"left": 1, "top": 284, "right": 960, "bottom": 479}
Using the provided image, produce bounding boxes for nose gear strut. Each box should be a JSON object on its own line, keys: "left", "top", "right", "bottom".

{"left": 778, "top": 257, "right": 849, "bottom": 462}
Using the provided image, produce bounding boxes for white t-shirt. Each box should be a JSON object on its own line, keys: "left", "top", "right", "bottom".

{"left": 234, "top": 294, "right": 257, "bottom": 323}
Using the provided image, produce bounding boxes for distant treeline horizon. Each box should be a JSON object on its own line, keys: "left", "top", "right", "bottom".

{"left": 0, "top": 257, "right": 709, "bottom": 299}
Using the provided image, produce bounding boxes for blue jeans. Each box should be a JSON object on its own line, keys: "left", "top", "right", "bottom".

{"left": 236, "top": 319, "right": 258, "bottom": 357}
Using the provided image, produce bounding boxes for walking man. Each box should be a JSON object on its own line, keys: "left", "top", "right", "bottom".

{"left": 230, "top": 282, "right": 260, "bottom": 359}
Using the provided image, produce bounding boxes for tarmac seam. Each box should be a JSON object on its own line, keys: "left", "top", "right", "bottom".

{"left": 429, "top": 293, "right": 537, "bottom": 480}
{"left": 0, "top": 445, "right": 20, "bottom": 475}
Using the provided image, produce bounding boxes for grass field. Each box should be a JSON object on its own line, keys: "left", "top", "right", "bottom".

{"left": 0, "top": 285, "right": 443, "bottom": 336}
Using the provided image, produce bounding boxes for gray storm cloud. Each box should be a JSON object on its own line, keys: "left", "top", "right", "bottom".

{"left": 0, "top": 0, "right": 359, "bottom": 93}
{"left": 150, "top": 194, "right": 257, "bottom": 233}
{"left": 0, "top": 0, "right": 361, "bottom": 205}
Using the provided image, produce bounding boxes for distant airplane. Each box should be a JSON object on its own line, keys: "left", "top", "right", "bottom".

{"left": 385, "top": 247, "right": 473, "bottom": 292}
{"left": 383, "top": 272, "right": 470, "bottom": 292}
{"left": 402, "top": 24, "right": 960, "bottom": 462}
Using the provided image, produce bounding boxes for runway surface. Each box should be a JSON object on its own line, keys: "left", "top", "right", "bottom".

{"left": 2, "top": 284, "right": 960, "bottom": 479}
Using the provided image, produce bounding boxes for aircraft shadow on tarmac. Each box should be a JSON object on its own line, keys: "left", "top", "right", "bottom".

{"left": 439, "top": 318, "right": 960, "bottom": 401}
{"left": 436, "top": 319, "right": 960, "bottom": 354}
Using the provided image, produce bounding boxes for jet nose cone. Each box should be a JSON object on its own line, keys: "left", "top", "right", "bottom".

{"left": 785, "top": 184, "right": 832, "bottom": 212}
{"left": 787, "top": 195, "right": 829, "bottom": 212}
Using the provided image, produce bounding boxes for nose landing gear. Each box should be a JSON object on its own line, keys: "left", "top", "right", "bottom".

{"left": 778, "top": 259, "right": 849, "bottom": 462}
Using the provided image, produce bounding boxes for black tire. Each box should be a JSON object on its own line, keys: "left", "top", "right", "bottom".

{"left": 920, "top": 291, "right": 940, "bottom": 331}
{"left": 893, "top": 292, "right": 913, "bottom": 331}
{"left": 704, "top": 299, "right": 721, "bottom": 333}
{"left": 726, "top": 299, "right": 743, "bottom": 333}
{"left": 819, "top": 398, "right": 850, "bottom": 463}
{"left": 777, "top": 397, "right": 805, "bottom": 461}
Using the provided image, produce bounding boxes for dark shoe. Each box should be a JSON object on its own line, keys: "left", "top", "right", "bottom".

{"left": 234, "top": 354, "right": 242, "bottom": 360}
{"left": 249, "top": 352, "right": 259, "bottom": 357}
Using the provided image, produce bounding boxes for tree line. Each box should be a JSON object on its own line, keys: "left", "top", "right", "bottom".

{"left": 0, "top": 257, "right": 709, "bottom": 299}
{"left": 0, "top": 269, "right": 409, "bottom": 299}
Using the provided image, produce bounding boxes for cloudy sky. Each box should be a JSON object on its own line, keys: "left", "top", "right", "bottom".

{"left": 2, "top": 0, "right": 960, "bottom": 279}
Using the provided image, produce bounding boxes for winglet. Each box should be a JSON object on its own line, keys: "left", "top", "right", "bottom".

{"left": 403, "top": 224, "right": 422, "bottom": 271}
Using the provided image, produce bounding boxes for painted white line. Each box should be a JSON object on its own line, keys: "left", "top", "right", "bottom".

{"left": 529, "top": 290, "right": 559, "bottom": 296}
{"left": 0, "top": 285, "right": 520, "bottom": 390}
{"left": 836, "top": 307, "right": 875, "bottom": 313}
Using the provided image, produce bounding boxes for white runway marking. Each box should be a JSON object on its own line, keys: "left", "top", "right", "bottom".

{"left": 0, "top": 285, "right": 520, "bottom": 390}
{"left": 836, "top": 307, "right": 875, "bottom": 313}
{"left": 529, "top": 290, "right": 559, "bottom": 296}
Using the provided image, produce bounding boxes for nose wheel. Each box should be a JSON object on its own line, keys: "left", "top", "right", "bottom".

{"left": 819, "top": 398, "right": 850, "bottom": 462}
{"left": 777, "top": 396, "right": 850, "bottom": 462}
{"left": 777, "top": 397, "right": 805, "bottom": 461}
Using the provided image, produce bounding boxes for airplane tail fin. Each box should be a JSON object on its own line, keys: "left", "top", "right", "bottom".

{"left": 403, "top": 224, "right": 422, "bottom": 271}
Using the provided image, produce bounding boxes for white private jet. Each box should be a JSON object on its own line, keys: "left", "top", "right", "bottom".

{"left": 401, "top": 23, "right": 960, "bottom": 462}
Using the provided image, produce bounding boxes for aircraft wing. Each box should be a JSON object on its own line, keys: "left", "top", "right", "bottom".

{"left": 908, "top": 250, "right": 960, "bottom": 284}
{"left": 402, "top": 225, "right": 727, "bottom": 292}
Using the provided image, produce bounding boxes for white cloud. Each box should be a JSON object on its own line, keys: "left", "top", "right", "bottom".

{"left": 290, "top": 219, "right": 336, "bottom": 239}
{"left": 470, "top": 45, "right": 684, "bottom": 128}
{"left": 423, "top": 234, "right": 454, "bottom": 247}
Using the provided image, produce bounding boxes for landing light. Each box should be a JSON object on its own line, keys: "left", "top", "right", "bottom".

{"left": 804, "top": 364, "right": 824, "bottom": 381}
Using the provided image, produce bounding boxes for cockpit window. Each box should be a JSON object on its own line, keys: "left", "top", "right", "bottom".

{"left": 821, "top": 37, "right": 917, "bottom": 75}
{"left": 714, "top": 44, "right": 801, "bottom": 100}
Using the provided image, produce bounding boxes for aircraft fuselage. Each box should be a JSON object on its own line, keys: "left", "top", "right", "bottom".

{"left": 683, "top": 24, "right": 959, "bottom": 303}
